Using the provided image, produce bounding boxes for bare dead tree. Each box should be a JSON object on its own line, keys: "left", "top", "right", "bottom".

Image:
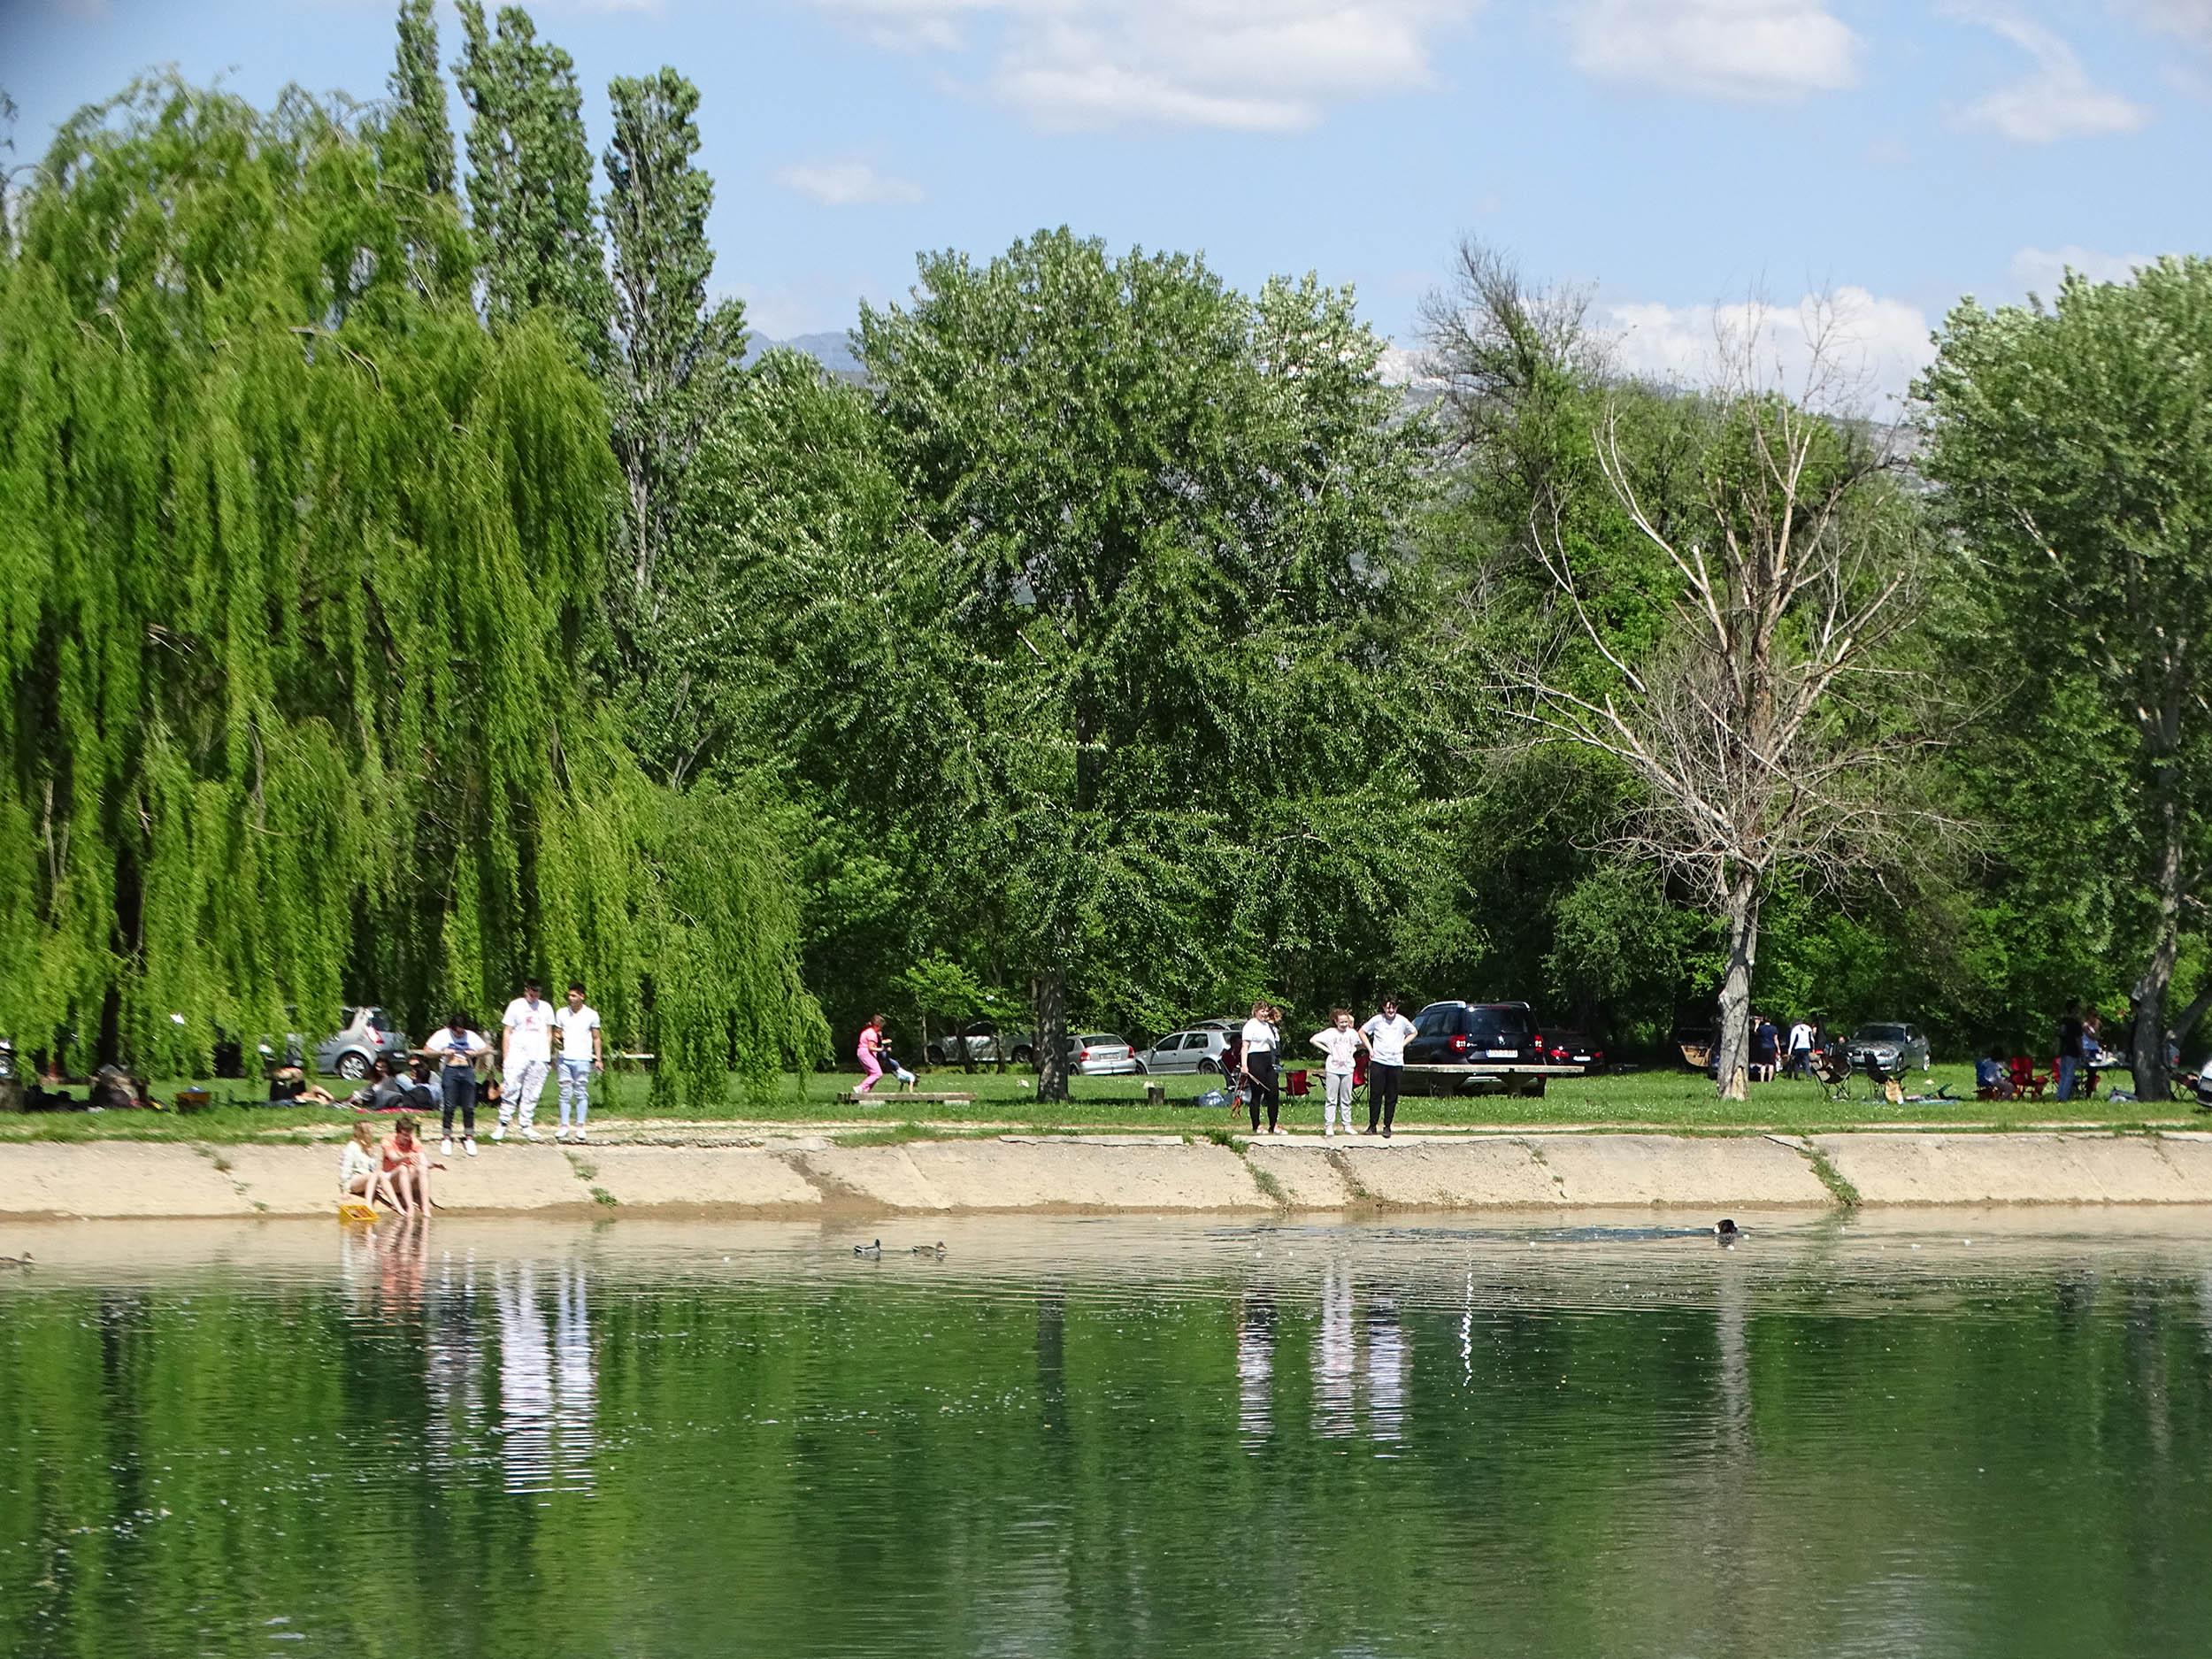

{"left": 1502, "top": 298, "right": 1947, "bottom": 1098}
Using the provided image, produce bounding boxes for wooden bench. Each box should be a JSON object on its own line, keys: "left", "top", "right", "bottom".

{"left": 848, "top": 1088, "right": 976, "bottom": 1105}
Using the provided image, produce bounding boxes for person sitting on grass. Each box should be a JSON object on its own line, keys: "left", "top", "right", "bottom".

{"left": 340, "top": 1120, "right": 399, "bottom": 1210}
{"left": 269, "top": 1064, "right": 336, "bottom": 1107}
{"left": 1975, "top": 1050, "right": 2012, "bottom": 1100}
{"left": 379, "top": 1113, "right": 438, "bottom": 1217}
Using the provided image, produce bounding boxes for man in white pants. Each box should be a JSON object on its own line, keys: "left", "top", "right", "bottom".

{"left": 1309, "top": 1009, "right": 1369, "bottom": 1138}
{"left": 552, "top": 981, "right": 603, "bottom": 1143}
{"left": 494, "top": 979, "right": 556, "bottom": 1142}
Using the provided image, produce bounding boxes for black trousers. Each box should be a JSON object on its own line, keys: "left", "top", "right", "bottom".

{"left": 1245, "top": 1053, "right": 1279, "bottom": 1131}
{"left": 440, "top": 1070, "right": 477, "bottom": 1137}
{"left": 1367, "top": 1062, "right": 1402, "bottom": 1131}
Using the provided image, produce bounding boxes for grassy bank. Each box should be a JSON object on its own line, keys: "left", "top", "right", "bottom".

{"left": 0, "top": 1061, "right": 2194, "bottom": 1144}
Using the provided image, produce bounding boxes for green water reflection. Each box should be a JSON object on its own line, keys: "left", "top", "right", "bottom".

{"left": 1, "top": 1216, "right": 2208, "bottom": 1657}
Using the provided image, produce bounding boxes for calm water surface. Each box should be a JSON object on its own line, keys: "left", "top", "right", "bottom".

{"left": 2, "top": 1212, "right": 2209, "bottom": 1657}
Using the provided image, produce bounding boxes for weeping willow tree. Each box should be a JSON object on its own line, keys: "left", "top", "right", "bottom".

{"left": 0, "top": 80, "right": 824, "bottom": 1102}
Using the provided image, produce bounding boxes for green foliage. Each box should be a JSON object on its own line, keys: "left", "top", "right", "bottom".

{"left": 0, "top": 79, "right": 820, "bottom": 1102}
{"left": 386, "top": 0, "right": 454, "bottom": 199}
{"left": 454, "top": 1, "right": 611, "bottom": 375}
{"left": 1920, "top": 260, "right": 2212, "bottom": 1087}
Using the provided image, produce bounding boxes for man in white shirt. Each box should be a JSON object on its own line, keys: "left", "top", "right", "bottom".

{"left": 552, "top": 981, "right": 604, "bottom": 1143}
{"left": 494, "top": 979, "right": 556, "bottom": 1142}
{"left": 1360, "top": 997, "right": 1418, "bottom": 1137}
{"left": 1786, "top": 1018, "right": 1815, "bottom": 1080}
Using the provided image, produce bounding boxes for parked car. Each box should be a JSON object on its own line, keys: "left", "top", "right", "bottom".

{"left": 1133, "top": 1028, "right": 1234, "bottom": 1075}
{"left": 1843, "top": 1022, "right": 1931, "bottom": 1073}
{"left": 924, "top": 1021, "right": 1036, "bottom": 1066}
{"left": 1402, "top": 1001, "right": 1548, "bottom": 1096}
{"left": 1545, "top": 1029, "right": 1605, "bottom": 1075}
{"left": 313, "top": 1006, "right": 414, "bottom": 1080}
{"left": 1061, "top": 1033, "right": 1139, "bottom": 1076}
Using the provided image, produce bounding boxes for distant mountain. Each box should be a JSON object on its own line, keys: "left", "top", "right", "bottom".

{"left": 743, "top": 330, "right": 864, "bottom": 381}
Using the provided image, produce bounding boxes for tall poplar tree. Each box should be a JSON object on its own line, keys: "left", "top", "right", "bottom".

{"left": 0, "top": 81, "right": 822, "bottom": 1099}
{"left": 454, "top": 2, "right": 611, "bottom": 374}
{"left": 602, "top": 67, "right": 748, "bottom": 781}
{"left": 387, "top": 0, "right": 454, "bottom": 198}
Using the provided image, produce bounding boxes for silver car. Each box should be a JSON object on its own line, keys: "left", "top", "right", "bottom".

{"left": 313, "top": 1006, "right": 413, "bottom": 1080}
{"left": 1133, "top": 1028, "right": 1233, "bottom": 1074}
{"left": 1844, "top": 1022, "right": 1931, "bottom": 1072}
{"left": 1064, "top": 1033, "right": 1139, "bottom": 1076}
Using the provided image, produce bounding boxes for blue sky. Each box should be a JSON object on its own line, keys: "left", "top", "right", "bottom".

{"left": 5, "top": 0, "right": 2207, "bottom": 397}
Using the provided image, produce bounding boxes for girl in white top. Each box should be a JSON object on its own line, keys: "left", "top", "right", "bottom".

{"left": 1240, "top": 1002, "right": 1284, "bottom": 1134}
{"left": 1309, "top": 1009, "right": 1369, "bottom": 1137}
{"left": 338, "top": 1120, "right": 396, "bottom": 1210}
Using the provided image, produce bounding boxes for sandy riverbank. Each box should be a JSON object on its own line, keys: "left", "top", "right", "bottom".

{"left": 8, "top": 1128, "right": 2212, "bottom": 1218}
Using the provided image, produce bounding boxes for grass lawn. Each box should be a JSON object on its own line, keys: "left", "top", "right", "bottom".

{"left": 1, "top": 1060, "right": 2195, "bottom": 1144}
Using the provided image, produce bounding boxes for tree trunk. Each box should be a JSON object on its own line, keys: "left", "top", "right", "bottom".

{"left": 2130, "top": 789, "right": 2188, "bottom": 1102}
{"left": 1713, "top": 872, "right": 1759, "bottom": 1102}
{"left": 1034, "top": 969, "right": 1069, "bottom": 1103}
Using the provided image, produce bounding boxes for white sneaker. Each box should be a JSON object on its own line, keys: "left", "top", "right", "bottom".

{"left": 554, "top": 1127, "right": 570, "bottom": 1142}
{"left": 1325, "top": 1124, "right": 1335, "bottom": 1138}
{"left": 491, "top": 1122, "right": 506, "bottom": 1143}
{"left": 521, "top": 1126, "right": 541, "bottom": 1141}
{"left": 572, "top": 1127, "right": 588, "bottom": 1142}
{"left": 441, "top": 1137, "right": 454, "bottom": 1156}
{"left": 464, "top": 1138, "right": 478, "bottom": 1157}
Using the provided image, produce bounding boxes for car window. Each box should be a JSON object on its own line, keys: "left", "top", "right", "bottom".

{"left": 1858, "top": 1025, "right": 1908, "bottom": 1041}
{"left": 1414, "top": 1006, "right": 1457, "bottom": 1038}
{"left": 1467, "top": 1007, "right": 1532, "bottom": 1040}
{"left": 1177, "top": 1033, "right": 1202, "bottom": 1050}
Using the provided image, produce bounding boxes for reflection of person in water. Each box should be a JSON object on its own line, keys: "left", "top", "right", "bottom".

{"left": 1364, "top": 1294, "right": 1409, "bottom": 1442}
{"left": 1314, "top": 1264, "right": 1356, "bottom": 1439}
{"left": 497, "top": 1261, "right": 599, "bottom": 1495}
{"left": 1236, "top": 1292, "right": 1275, "bottom": 1444}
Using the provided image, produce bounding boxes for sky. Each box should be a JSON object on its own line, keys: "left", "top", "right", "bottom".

{"left": 4, "top": 0, "right": 2208, "bottom": 401}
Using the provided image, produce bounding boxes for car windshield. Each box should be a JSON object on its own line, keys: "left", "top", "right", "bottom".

{"left": 1854, "top": 1025, "right": 1909, "bottom": 1042}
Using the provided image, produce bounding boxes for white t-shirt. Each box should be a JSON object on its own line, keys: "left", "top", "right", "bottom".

{"left": 554, "top": 1004, "right": 601, "bottom": 1063}
{"left": 1240, "top": 1018, "right": 1278, "bottom": 1056}
{"left": 1362, "top": 1012, "right": 1417, "bottom": 1067}
{"left": 1310, "top": 1026, "right": 1363, "bottom": 1076}
{"left": 503, "top": 995, "right": 555, "bottom": 1066}
{"left": 1787, "top": 1022, "right": 1814, "bottom": 1052}
{"left": 424, "top": 1027, "right": 488, "bottom": 1069}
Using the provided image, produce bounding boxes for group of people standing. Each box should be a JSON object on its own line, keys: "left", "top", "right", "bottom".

{"left": 1236, "top": 997, "right": 1420, "bottom": 1138}
{"left": 338, "top": 979, "right": 606, "bottom": 1211}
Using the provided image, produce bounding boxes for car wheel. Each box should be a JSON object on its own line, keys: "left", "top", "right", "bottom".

{"left": 334, "top": 1050, "right": 370, "bottom": 1080}
{"left": 1133, "top": 1058, "right": 1148, "bottom": 1075}
{"left": 1197, "top": 1058, "right": 1219, "bottom": 1075}
{"left": 926, "top": 1044, "right": 947, "bottom": 1064}
{"left": 1520, "top": 1078, "right": 1548, "bottom": 1099}
{"left": 1011, "top": 1046, "right": 1034, "bottom": 1064}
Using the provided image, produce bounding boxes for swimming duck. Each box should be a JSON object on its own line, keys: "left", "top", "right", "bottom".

{"left": 910, "top": 1241, "right": 947, "bottom": 1258}
{"left": 0, "top": 1252, "right": 32, "bottom": 1269}
{"left": 853, "top": 1239, "right": 881, "bottom": 1257}
{"left": 1714, "top": 1218, "right": 1744, "bottom": 1244}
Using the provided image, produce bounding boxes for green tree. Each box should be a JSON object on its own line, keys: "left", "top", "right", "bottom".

{"left": 0, "top": 81, "right": 820, "bottom": 1101}
{"left": 856, "top": 231, "right": 1432, "bottom": 1097}
{"left": 454, "top": 1, "right": 611, "bottom": 374}
{"left": 602, "top": 66, "right": 748, "bottom": 781}
{"left": 387, "top": 0, "right": 454, "bottom": 199}
{"left": 1920, "top": 260, "right": 2212, "bottom": 1098}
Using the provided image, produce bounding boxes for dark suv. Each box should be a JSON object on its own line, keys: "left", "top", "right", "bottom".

{"left": 1403, "top": 1001, "right": 1548, "bottom": 1097}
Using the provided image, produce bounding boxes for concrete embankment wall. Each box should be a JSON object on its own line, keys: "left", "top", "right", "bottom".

{"left": 8, "top": 1130, "right": 2212, "bottom": 1219}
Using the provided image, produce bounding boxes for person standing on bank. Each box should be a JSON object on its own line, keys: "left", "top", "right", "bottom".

{"left": 1240, "top": 1002, "right": 1282, "bottom": 1135}
{"left": 1361, "top": 997, "right": 1417, "bottom": 1137}
{"left": 494, "top": 979, "right": 556, "bottom": 1142}
{"left": 1786, "top": 1016, "right": 1815, "bottom": 1080}
{"left": 1310, "top": 1010, "right": 1369, "bottom": 1138}
{"left": 553, "top": 982, "right": 603, "bottom": 1143}
{"left": 421, "top": 1012, "right": 488, "bottom": 1158}
{"left": 2056, "top": 1002, "right": 2085, "bottom": 1102}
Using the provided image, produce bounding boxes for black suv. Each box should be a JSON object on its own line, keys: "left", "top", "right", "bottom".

{"left": 1403, "top": 1001, "right": 1548, "bottom": 1097}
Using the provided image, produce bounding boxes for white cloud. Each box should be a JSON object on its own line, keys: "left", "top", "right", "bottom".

{"left": 774, "top": 159, "right": 926, "bottom": 207}
{"left": 2122, "top": 0, "right": 2212, "bottom": 50}
{"left": 803, "top": 1, "right": 1476, "bottom": 131}
{"left": 1950, "top": 9, "right": 2151, "bottom": 142}
{"left": 1602, "top": 288, "right": 1936, "bottom": 406}
{"left": 2009, "top": 244, "right": 2158, "bottom": 291}
{"left": 1567, "top": 0, "right": 1859, "bottom": 101}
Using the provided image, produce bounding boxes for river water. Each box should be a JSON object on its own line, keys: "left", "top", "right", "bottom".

{"left": 2, "top": 1211, "right": 2208, "bottom": 1657}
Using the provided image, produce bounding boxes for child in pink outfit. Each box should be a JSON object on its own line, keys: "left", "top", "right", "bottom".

{"left": 856, "top": 1018, "right": 887, "bottom": 1093}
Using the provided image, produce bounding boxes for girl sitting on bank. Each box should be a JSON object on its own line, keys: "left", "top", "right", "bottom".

{"left": 379, "top": 1114, "right": 436, "bottom": 1216}
{"left": 339, "top": 1120, "right": 398, "bottom": 1210}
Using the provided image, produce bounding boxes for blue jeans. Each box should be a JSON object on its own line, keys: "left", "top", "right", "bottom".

{"left": 557, "top": 1057, "right": 593, "bottom": 1128}
{"left": 2057, "top": 1056, "right": 2078, "bottom": 1101}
